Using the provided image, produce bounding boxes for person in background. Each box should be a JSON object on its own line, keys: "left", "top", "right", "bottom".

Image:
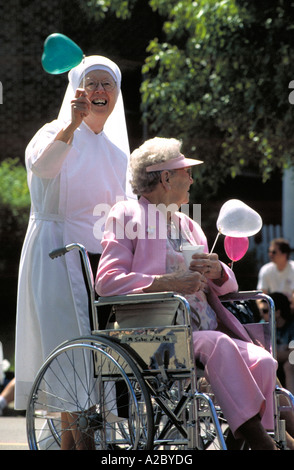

{"left": 258, "top": 292, "right": 294, "bottom": 394}
{"left": 15, "top": 55, "right": 134, "bottom": 449}
{"left": 0, "top": 378, "right": 15, "bottom": 416}
{"left": 257, "top": 238, "right": 294, "bottom": 312}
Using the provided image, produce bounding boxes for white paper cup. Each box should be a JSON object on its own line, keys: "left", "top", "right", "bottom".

{"left": 182, "top": 245, "right": 204, "bottom": 266}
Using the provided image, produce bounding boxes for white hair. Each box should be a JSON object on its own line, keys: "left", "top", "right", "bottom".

{"left": 130, "top": 137, "right": 182, "bottom": 194}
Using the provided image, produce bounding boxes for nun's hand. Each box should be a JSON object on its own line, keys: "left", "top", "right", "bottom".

{"left": 71, "top": 88, "right": 91, "bottom": 127}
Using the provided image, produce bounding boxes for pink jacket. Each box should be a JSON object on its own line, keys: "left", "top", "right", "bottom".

{"left": 96, "top": 196, "right": 252, "bottom": 343}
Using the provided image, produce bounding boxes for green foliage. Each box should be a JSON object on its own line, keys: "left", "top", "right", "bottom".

{"left": 141, "top": 0, "right": 294, "bottom": 193}
{"left": 0, "top": 158, "right": 30, "bottom": 219}
{"left": 81, "top": 0, "right": 294, "bottom": 195}
{"left": 0, "top": 159, "right": 30, "bottom": 253}
{"left": 78, "top": 0, "right": 137, "bottom": 20}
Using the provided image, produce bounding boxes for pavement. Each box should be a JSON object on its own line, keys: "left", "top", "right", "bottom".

{"left": 0, "top": 407, "right": 28, "bottom": 451}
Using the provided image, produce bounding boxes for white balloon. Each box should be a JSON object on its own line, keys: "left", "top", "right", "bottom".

{"left": 216, "top": 199, "right": 262, "bottom": 237}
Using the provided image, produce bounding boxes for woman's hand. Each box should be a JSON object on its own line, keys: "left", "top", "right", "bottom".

{"left": 144, "top": 270, "right": 207, "bottom": 296}
{"left": 54, "top": 88, "right": 91, "bottom": 144}
{"left": 71, "top": 88, "right": 91, "bottom": 128}
{"left": 189, "top": 253, "right": 222, "bottom": 280}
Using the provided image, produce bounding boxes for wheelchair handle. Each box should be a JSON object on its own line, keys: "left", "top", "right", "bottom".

{"left": 49, "top": 247, "right": 69, "bottom": 259}
{"left": 49, "top": 243, "right": 86, "bottom": 259}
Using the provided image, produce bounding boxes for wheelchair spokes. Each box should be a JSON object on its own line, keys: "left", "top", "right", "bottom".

{"left": 26, "top": 337, "right": 153, "bottom": 450}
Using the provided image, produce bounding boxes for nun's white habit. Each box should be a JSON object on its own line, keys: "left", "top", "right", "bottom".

{"left": 14, "top": 56, "right": 134, "bottom": 409}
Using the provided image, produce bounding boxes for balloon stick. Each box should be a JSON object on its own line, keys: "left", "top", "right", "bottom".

{"left": 81, "top": 55, "right": 86, "bottom": 88}
{"left": 210, "top": 232, "right": 220, "bottom": 254}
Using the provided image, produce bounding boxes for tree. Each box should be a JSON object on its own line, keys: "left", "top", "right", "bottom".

{"left": 0, "top": 159, "right": 30, "bottom": 275}
{"left": 81, "top": 0, "right": 294, "bottom": 196}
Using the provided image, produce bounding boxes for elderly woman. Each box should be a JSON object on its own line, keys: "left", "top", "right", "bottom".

{"left": 15, "top": 56, "right": 133, "bottom": 447}
{"left": 96, "top": 136, "right": 279, "bottom": 450}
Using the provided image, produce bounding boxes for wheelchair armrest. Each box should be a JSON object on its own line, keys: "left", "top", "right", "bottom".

{"left": 94, "top": 292, "right": 192, "bottom": 329}
{"left": 220, "top": 290, "right": 264, "bottom": 302}
{"left": 96, "top": 291, "right": 183, "bottom": 306}
{"left": 220, "top": 290, "right": 277, "bottom": 358}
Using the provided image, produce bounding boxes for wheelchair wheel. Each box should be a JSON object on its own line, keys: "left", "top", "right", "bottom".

{"left": 26, "top": 336, "right": 154, "bottom": 450}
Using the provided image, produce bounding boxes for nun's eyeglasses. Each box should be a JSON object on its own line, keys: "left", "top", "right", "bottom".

{"left": 84, "top": 79, "right": 116, "bottom": 92}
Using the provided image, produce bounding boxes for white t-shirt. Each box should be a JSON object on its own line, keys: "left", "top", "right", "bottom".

{"left": 257, "top": 260, "right": 294, "bottom": 300}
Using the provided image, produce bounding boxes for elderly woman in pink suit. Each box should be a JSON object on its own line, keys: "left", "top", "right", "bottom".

{"left": 96, "top": 136, "right": 278, "bottom": 450}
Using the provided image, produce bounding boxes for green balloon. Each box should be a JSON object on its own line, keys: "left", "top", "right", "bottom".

{"left": 42, "top": 33, "right": 83, "bottom": 74}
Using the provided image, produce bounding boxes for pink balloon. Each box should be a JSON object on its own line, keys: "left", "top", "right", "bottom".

{"left": 224, "top": 236, "right": 249, "bottom": 261}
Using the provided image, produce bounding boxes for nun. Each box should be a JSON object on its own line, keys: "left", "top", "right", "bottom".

{"left": 14, "top": 56, "right": 134, "bottom": 423}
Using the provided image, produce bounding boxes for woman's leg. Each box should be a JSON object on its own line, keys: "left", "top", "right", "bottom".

{"left": 237, "top": 414, "right": 277, "bottom": 450}
{"left": 61, "top": 412, "right": 95, "bottom": 450}
{"left": 193, "top": 330, "right": 277, "bottom": 446}
{"left": 61, "top": 413, "right": 75, "bottom": 450}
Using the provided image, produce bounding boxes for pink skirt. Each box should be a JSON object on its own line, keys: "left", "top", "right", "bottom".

{"left": 193, "top": 330, "right": 277, "bottom": 437}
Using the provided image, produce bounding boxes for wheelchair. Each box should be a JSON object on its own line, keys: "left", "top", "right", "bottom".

{"left": 26, "top": 243, "right": 294, "bottom": 450}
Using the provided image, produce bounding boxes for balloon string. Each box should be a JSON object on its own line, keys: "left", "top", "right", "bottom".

{"left": 210, "top": 232, "right": 220, "bottom": 254}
